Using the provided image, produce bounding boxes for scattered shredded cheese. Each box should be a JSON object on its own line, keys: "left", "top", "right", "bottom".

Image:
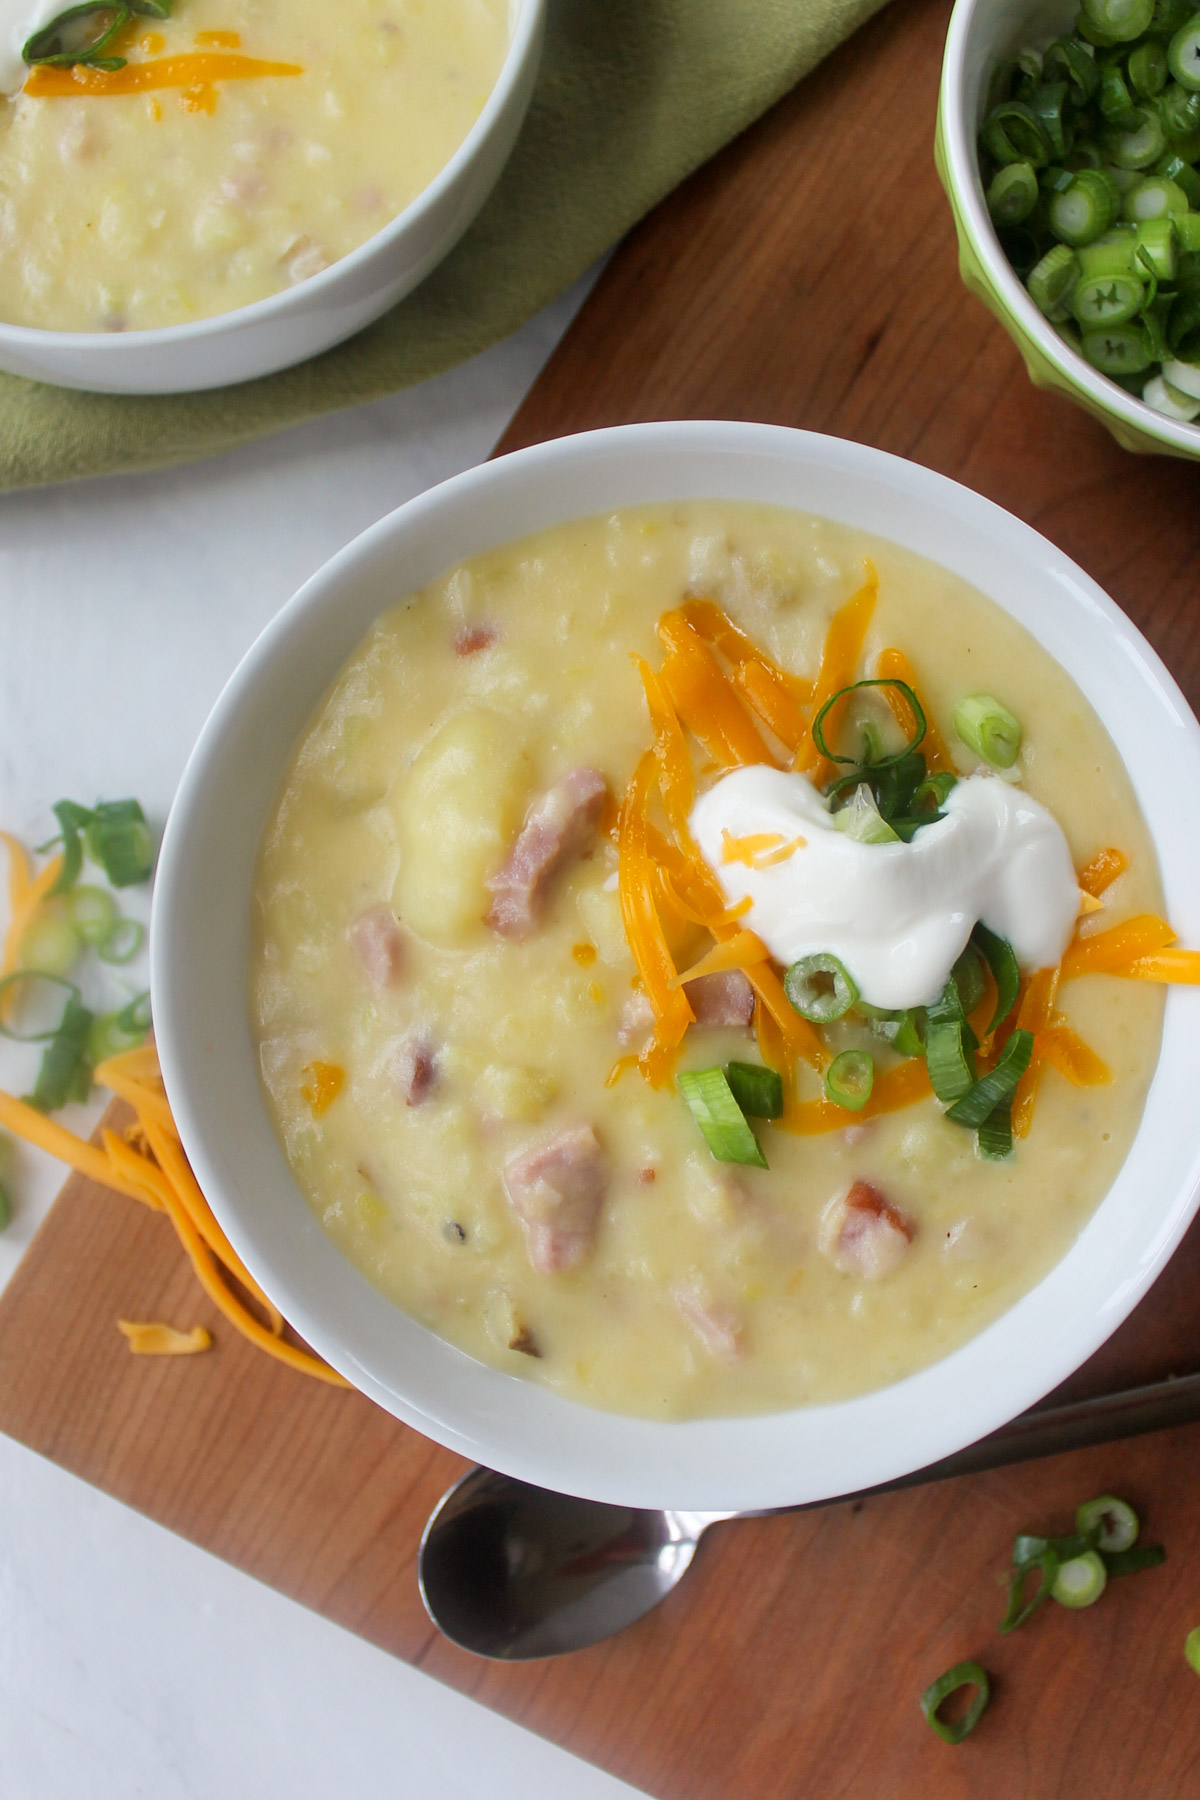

{"left": 117, "top": 1320, "right": 212, "bottom": 1356}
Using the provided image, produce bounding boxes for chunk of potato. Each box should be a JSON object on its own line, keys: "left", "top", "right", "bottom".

{"left": 391, "top": 710, "right": 530, "bottom": 944}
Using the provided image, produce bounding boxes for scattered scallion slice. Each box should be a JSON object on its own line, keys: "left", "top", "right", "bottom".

{"left": 920, "top": 1661, "right": 991, "bottom": 1744}
{"left": 824, "top": 1049, "right": 875, "bottom": 1111}
{"left": 977, "top": 1097, "right": 1016, "bottom": 1159}
{"left": 783, "top": 953, "right": 859, "bottom": 1023}
{"left": 1052, "top": 1549, "right": 1108, "bottom": 1608}
{"left": 724, "top": 1060, "right": 783, "bottom": 1120}
{"left": 952, "top": 944, "right": 985, "bottom": 1016}
{"left": 0, "top": 1177, "right": 9, "bottom": 1233}
{"left": 19, "top": 909, "right": 82, "bottom": 979}
{"left": 65, "top": 883, "right": 117, "bottom": 947}
{"left": 88, "top": 1003, "right": 149, "bottom": 1065}
{"left": 0, "top": 971, "right": 84, "bottom": 1042}
{"left": 1076, "top": 1494, "right": 1139, "bottom": 1551}
{"left": 1001, "top": 1548, "right": 1059, "bottom": 1632}
{"left": 953, "top": 694, "right": 1023, "bottom": 769}
{"left": 1102, "top": 1542, "right": 1166, "bottom": 1576}
{"left": 677, "top": 1068, "right": 767, "bottom": 1168}
{"left": 945, "top": 1029, "right": 1034, "bottom": 1128}
{"left": 25, "top": 991, "right": 94, "bottom": 1114}
{"left": 84, "top": 799, "right": 155, "bottom": 888}
{"left": 97, "top": 916, "right": 145, "bottom": 966}
{"left": 1186, "top": 1627, "right": 1200, "bottom": 1674}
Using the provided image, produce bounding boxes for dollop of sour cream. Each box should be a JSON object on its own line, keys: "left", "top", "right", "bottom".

{"left": 0, "top": 0, "right": 76, "bottom": 95}
{"left": 690, "top": 766, "right": 1080, "bottom": 1011}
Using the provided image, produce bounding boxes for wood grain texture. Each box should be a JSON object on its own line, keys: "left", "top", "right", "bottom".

{"left": 3, "top": 0, "right": 1200, "bottom": 1791}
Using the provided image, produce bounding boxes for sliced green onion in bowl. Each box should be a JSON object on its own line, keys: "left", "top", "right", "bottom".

{"left": 1051, "top": 1549, "right": 1108, "bottom": 1608}
{"left": 1085, "top": 0, "right": 1155, "bottom": 42}
{"left": 677, "top": 1068, "right": 767, "bottom": 1168}
{"left": 783, "top": 953, "right": 859, "bottom": 1023}
{"left": 824, "top": 1049, "right": 875, "bottom": 1112}
{"left": 724, "top": 1060, "right": 783, "bottom": 1119}
{"left": 1163, "top": 353, "right": 1200, "bottom": 393}
{"left": 1029, "top": 243, "right": 1080, "bottom": 313}
{"left": 1049, "top": 170, "right": 1118, "bottom": 244}
{"left": 1082, "top": 320, "right": 1155, "bottom": 371}
{"left": 97, "top": 916, "right": 145, "bottom": 966}
{"left": 952, "top": 694, "right": 1023, "bottom": 769}
{"left": 1169, "top": 13, "right": 1200, "bottom": 90}
{"left": 920, "top": 1661, "right": 991, "bottom": 1745}
{"left": 988, "top": 161, "right": 1039, "bottom": 223}
{"left": 1076, "top": 1494, "right": 1139, "bottom": 1551}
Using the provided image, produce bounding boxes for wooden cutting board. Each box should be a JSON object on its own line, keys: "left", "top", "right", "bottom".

{"left": 5, "top": 0, "right": 1200, "bottom": 1791}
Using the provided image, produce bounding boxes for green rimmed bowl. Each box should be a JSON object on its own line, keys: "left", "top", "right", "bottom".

{"left": 938, "top": 0, "right": 1200, "bottom": 459}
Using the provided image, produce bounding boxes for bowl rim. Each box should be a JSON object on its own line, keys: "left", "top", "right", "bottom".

{"left": 940, "top": 0, "right": 1200, "bottom": 455}
{"left": 152, "top": 419, "right": 1200, "bottom": 1510}
{"left": 0, "top": 0, "right": 543, "bottom": 352}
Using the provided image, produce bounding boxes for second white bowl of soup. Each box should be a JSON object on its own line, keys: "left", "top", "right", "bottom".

{"left": 0, "top": 0, "right": 543, "bottom": 391}
{"left": 152, "top": 422, "right": 1200, "bottom": 1510}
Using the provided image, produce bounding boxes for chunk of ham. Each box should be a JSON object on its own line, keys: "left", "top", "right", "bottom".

{"left": 502, "top": 1124, "right": 608, "bottom": 1273}
{"left": 487, "top": 767, "right": 608, "bottom": 939}
{"left": 683, "top": 969, "right": 755, "bottom": 1028}
{"left": 676, "top": 1284, "right": 743, "bottom": 1359}
{"left": 389, "top": 1033, "right": 437, "bottom": 1106}
{"left": 455, "top": 622, "right": 499, "bottom": 655}
{"left": 349, "top": 907, "right": 405, "bottom": 990}
{"left": 818, "top": 1180, "right": 914, "bottom": 1280}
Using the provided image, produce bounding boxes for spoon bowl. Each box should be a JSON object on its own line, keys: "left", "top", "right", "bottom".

{"left": 418, "top": 1466, "right": 730, "bottom": 1660}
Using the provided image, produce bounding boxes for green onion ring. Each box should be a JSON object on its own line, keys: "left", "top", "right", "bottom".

{"left": 920, "top": 1661, "right": 992, "bottom": 1744}
{"left": 783, "top": 953, "right": 859, "bottom": 1023}
{"left": 0, "top": 972, "right": 83, "bottom": 1042}
{"left": 97, "top": 917, "right": 145, "bottom": 966}
{"left": 824, "top": 1049, "right": 875, "bottom": 1111}
{"left": 811, "top": 678, "right": 926, "bottom": 769}
{"left": 1051, "top": 1549, "right": 1108, "bottom": 1608}
{"left": 1076, "top": 1494, "right": 1139, "bottom": 1552}
{"left": 677, "top": 1068, "right": 768, "bottom": 1168}
{"left": 724, "top": 1061, "right": 783, "bottom": 1120}
{"left": 23, "top": 3, "right": 131, "bottom": 69}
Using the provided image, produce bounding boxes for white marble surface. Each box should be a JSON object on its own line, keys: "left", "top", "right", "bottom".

{"left": 0, "top": 274, "right": 649, "bottom": 1798}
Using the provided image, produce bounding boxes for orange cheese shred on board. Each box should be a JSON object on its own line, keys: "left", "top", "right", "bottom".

{"left": 117, "top": 1320, "right": 212, "bottom": 1356}
{"left": 25, "top": 52, "right": 303, "bottom": 99}
{"left": 1078, "top": 847, "right": 1129, "bottom": 898}
{"left": 794, "top": 564, "right": 878, "bottom": 783}
{"left": 0, "top": 835, "right": 64, "bottom": 1022}
{"left": 0, "top": 1042, "right": 346, "bottom": 1386}
{"left": 875, "top": 648, "right": 954, "bottom": 774}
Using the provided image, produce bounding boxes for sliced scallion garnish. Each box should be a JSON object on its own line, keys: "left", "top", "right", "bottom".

{"left": 85, "top": 799, "right": 154, "bottom": 888}
{"left": 1076, "top": 1494, "right": 1139, "bottom": 1552}
{"left": 1052, "top": 1549, "right": 1108, "bottom": 1608}
{"left": 97, "top": 916, "right": 145, "bottom": 966}
{"left": 783, "top": 953, "right": 859, "bottom": 1023}
{"left": 25, "top": 991, "right": 94, "bottom": 1114}
{"left": 824, "top": 1049, "right": 875, "bottom": 1111}
{"left": 971, "top": 922, "right": 1020, "bottom": 1033}
{"left": 23, "top": 3, "right": 131, "bottom": 70}
{"left": 925, "top": 1019, "right": 977, "bottom": 1104}
{"left": 724, "top": 1061, "right": 783, "bottom": 1119}
{"left": 829, "top": 783, "right": 899, "bottom": 844}
{"left": 920, "top": 1661, "right": 991, "bottom": 1745}
{"left": 65, "top": 884, "right": 117, "bottom": 947}
{"left": 976, "top": 1097, "right": 1016, "bottom": 1159}
{"left": 952, "top": 694, "right": 1023, "bottom": 769}
{"left": 677, "top": 1068, "right": 767, "bottom": 1168}
{"left": 812, "top": 678, "right": 926, "bottom": 769}
{"left": 1000, "top": 1548, "right": 1059, "bottom": 1632}
{"left": 88, "top": 1002, "right": 149, "bottom": 1065}
{"left": 945, "top": 1029, "right": 1034, "bottom": 1128}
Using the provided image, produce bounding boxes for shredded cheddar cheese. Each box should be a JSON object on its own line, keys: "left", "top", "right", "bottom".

{"left": 117, "top": 1320, "right": 212, "bottom": 1356}
{"left": 301, "top": 1060, "right": 344, "bottom": 1116}
{"left": 25, "top": 53, "right": 303, "bottom": 100}
{"left": 719, "top": 830, "right": 805, "bottom": 869}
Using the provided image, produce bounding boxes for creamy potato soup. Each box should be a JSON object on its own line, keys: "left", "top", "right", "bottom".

{"left": 251, "top": 504, "right": 1165, "bottom": 1421}
{"left": 0, "top": 0, "right": 509, "bottom": 331}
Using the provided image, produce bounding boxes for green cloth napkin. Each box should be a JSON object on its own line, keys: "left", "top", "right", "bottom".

{"left": 0, "top": 0, "right": 889, "bottom": 492}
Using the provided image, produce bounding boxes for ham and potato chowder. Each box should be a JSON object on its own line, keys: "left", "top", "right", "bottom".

{"left": 0, "top": 0, "right": 510, "bottom": 332}
{"left": 250, "top": 502, "right": 1170, "bottom": 1421}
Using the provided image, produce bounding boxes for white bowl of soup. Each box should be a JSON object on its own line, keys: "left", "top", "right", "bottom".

{"left": 151, "top": 421, "right": 1200, "bottom": 1511}
{"left": 0, "top": 0, "right": 543, "bottom": 393}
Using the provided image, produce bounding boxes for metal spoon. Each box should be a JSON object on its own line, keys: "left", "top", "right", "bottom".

{"left": 418, "top": 1464, "right": 734, "bottom": 1659}
{"left": 418, "top": 1369, "right": 1200, "bottom": 1660}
